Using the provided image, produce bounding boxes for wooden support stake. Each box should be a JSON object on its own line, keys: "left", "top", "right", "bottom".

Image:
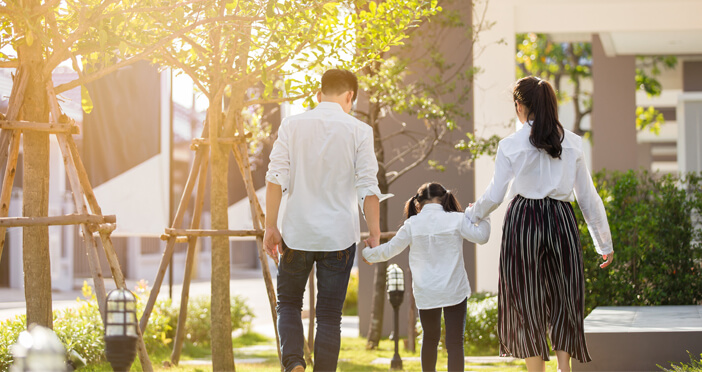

{"left": 171, "top": 150, "right": 210, "bottom": 365}
{"left": 56, "top": 133, "right": 107, "bottom": 313}
{"left": 0, "top": 214, "right": 116, "bottom": 227}
{"left": 231, "top": 142, "right": 283, "bottom": 365}
{"left": 361, "top": 231, "right": 397, "bottom": 241}
{"left": 0, "top": 66, "right": 28, "bottom": 170}
{"left": 0, "top": 120, "right": 79, "bottom": 134}
{"left": 190, "top": 134, "right": 249, "bottom": 147}
{"left": 139, "top": 145, "right": 207, "bottom": 334}
{"left": 0, "top": 129, "right": 20, "bottom": 265}
{"left": 65, "top": 135, "right": 103, "bottom": 216}
{"left": 163, "top": 228, "right": 263, "bottom": 238}
{"left": 99, "top": 230, "right": 153, "bottom": 372}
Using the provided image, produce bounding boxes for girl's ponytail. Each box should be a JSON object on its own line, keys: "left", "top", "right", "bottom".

{"left": 403, "top": 194, "right": 420, "bottom": 219}
{"left": 440, "top": 189, "right": 463, "bottom": 213}
{"left": 404, "top": 182, "right": 463, "bottom": 220}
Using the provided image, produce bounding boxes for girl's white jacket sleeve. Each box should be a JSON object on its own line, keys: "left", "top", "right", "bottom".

{"left": 362, "top": 222, "right": 412, "bottom": 263}
{"left": 460, "top": 214, "right": 491, "bottom": 245}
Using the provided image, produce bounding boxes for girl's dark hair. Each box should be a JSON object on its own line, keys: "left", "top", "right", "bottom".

{"left": 403, "top": 182, "right": 462, "bottom": 219}
{"left": 513, "top": 76, "right": 564, "bottom": 159}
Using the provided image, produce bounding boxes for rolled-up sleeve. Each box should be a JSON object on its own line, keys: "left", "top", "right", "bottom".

{"left": 265, "top": 120, "right": 291, "bottom": 193}
{"left": 574, "top": 150, "right": 613, "bottom": 255}
{"left": 471, "top": 143, "right": 513, "bottom": 223}
{"left": 362, "top": 222, "right": 411, "bottom": 263}
{"left": 355, "top": 126, "right": 382, "bottom": 208}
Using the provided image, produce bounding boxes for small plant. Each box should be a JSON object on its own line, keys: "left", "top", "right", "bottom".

{"left": 659, "top": 352, "right": 702, "bottom": 372}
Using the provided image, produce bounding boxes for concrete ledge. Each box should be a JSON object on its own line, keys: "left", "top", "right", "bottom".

{"left": 573, "top": 306, "right": 702, "bottom": 371}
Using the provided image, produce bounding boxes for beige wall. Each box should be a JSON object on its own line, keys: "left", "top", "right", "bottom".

{"left": 591, "top": 34, "right": 638, "bottom": 172}
{"left": 471, "top": 0, "right": 517, "bottom": 293}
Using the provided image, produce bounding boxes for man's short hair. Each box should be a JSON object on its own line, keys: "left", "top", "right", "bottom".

{"left": 321, "top": 69, "right": 358, "bottom": 101}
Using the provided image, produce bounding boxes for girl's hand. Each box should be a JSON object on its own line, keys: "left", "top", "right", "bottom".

{"left": 599, "top": 252, "right": 614, "bottom": 269}
{"left": 361, "top": 239, "right": 374, "bottom": 265}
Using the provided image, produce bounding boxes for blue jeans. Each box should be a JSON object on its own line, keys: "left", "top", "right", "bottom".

{"left": 276, "top": 241, "right": 355, "bottom": 372}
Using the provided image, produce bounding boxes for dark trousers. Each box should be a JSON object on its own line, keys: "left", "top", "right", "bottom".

{"left": 276, "top": 242, "right": 355, "bottom": 372}
{"left": 418, "top": 297, "right": 467, "bottom": 372}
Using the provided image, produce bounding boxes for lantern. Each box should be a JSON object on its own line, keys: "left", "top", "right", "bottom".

{"left": 11, "top": 324, "right": 67, "bottom": 372}
{"left": 104, "top": 288, "right": 138, "bottom": 372}
{"left": 386, "top": 264, "right": 405, "bottom": 370}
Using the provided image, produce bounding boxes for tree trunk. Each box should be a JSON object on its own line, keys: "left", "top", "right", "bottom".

{"left": 19, "top": 1, "right": 52, "bottom": 329}
{"left": 208, "top": 101, "right": 235, "bottom": 371}
{"left": 366, "top": 82, "right": 387, "bottom": 349}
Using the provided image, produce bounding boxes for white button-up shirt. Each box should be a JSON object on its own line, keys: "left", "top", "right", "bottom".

{"left": 266, "top": 102, "right": 382, "bottom": 252}
{"left": 362, "top": 204, "right": 490, "bottom": 309}
{"left": 468, "top": 123, "right": 613, "bottom": 255}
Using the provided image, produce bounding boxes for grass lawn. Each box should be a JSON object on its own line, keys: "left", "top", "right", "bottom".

{"left": 81, "top": 333, "right": 564, "bottom": 371}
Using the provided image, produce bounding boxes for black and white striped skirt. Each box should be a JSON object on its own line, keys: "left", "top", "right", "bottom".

{"left": 498, "top": 195, "right": 591, "bottom": 363}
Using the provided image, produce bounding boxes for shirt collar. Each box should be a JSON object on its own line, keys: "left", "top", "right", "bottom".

{"left": 420, "top": 203, "right": 444, "bottom": 213}
{"left": 316, "top": 102, "right": 345, "bottom": 112}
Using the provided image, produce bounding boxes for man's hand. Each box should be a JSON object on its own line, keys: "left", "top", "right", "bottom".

{"left": 263, "top": 227, "right": 283, "bottom": 264}
{"left": 599, "top": 252, "right": 614, "bottom": 269}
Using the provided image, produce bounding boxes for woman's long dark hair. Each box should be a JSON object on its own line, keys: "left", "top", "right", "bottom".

{"left": 513, "top": 76, "right": 564, "bottom": 159}
{"left": 403, "top": 182, "right": 462, "bottom": 219}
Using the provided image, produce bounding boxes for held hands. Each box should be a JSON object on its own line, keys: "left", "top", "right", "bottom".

{"left": 599, "top": 252, "right": 614, "bottom": 269}
{"left": 361, "top": 235, "right": 380, "bottom": 266}
{"left": 263, "top": 227, "right": 283, "bottom": 264}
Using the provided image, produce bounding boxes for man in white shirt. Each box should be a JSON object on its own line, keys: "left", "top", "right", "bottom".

{"left": 264, "top": 69, "right": 381, "bottom": 372}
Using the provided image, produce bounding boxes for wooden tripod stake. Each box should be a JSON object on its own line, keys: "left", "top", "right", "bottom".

{"left": 0, "top": 76, "right": 153, "bottom": 371}
{"left": 138, "top": 118, "right": 300, "bottom": 370}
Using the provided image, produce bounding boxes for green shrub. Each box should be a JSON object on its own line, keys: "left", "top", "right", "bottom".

{"left": 463, "top": 293, "right": 498, "bottom": 355}
{"left": 343, "top": 269, "right": 359, "bottom": 316}
{"left": 0, "top": 315, "right": 27, "bottom": 371}
{"left": 182, "top": 294, "right": 254, "bottom": 347}
{"left": 659, "top": 352, "right": 702, "bottom": 372}
{"left": 574, "top": 170, "right": 702, "bottom": 315}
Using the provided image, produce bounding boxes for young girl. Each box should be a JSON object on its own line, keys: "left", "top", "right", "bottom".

{"left": 467, "top": 76, "right": 614, "bottom": 372}
{"left": 362, "top": 182, "right": 490, "bottom": 372}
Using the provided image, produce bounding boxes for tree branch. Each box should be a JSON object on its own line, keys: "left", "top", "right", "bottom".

{"left": 245, "top": 92, "right": 310, "bottom": 107}
{"left": 160, "top": 47, "right": 209, "bottom": 96}
{"left": 387, "top": 126, "right": 445, "bottom": 185}
{"left": 0, "top": 60, "right": 18, "bottom": 68}
{"left": 53, "top": 14, "right": 238, "bottom": 94}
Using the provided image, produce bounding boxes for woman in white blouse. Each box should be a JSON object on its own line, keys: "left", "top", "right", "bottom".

{"left": 467, "top": 76, "right": 614, "bottom": 372}
{"left": 363, "top": 182, "right": 490, "bottom": 372}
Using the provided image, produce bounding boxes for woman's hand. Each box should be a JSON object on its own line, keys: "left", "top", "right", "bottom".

{"left": 599, "top": 252, "right": 614, "bottom": 269}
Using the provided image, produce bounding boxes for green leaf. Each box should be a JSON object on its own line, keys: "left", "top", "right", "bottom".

{"left": 81, "top": 85, "right": 94, "bottom": 114}
{"left": 225, "top": 0, "right": 239, "bottom": 11}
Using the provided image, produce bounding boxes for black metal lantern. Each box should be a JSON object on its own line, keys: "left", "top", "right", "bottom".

{"left": 11, "top": 324, "right": 67, "bottom": 372}
{"left": 386, "top": 264, "right": 405, "bottom": 370}
{"left": 104, "top": 288, "right": 138, "bottom": 372}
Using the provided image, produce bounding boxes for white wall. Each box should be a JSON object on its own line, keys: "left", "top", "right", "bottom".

{"left": 472, "top": 0, "right": 517, "bottom": 293}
